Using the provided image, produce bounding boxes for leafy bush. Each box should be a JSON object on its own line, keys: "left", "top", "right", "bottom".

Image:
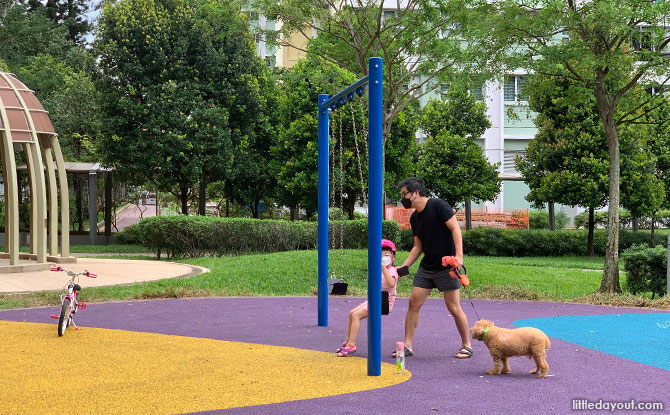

{"left": 528, "top": 210, "right": 569, "bottom": 229}
{"left": 622, "top": 245, "right": 667, "bottom": 297}
{"left": 116, "top": 223, "right": 144, "bottom": 245}
{"left": 123, "top": 216, "right": 401, "bottom": 258}
{"left": 463, "top": 228, "right": 668, "bottom": 257}
{"left": 398, "top": 228, "right": 415, "bottom": 251}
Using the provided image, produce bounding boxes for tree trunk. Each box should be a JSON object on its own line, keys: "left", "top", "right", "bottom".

{"left": 465, "top": 199, "right": 472, "bottom": 231}
{"left": 650, "top": 214, "right": 656, "bottom": 248}
{"left": 251, "top": 200, "right": 259, "bottom": 218}
{"left": 596, "top": 89, "right": 622, "bottom": 293}
{"left": 198, "top": 181, "right": 206, "bottom": 216}
{"left": 548, "top": 203, "right": 555, "bottom": 231}
{"left": 225, "top": 198, "right": 229, "bottom": 218}
{"left": 588, "top": 207, "right": 595, "bottom": 256}
{"left": 290, "top": 205, "right": 297, "bottom": 221}
{"left": 632, "top": 216, "right": 638, "bottom": 232}
{"left": 181, "top": 185, "right": 189, "bottom": 215}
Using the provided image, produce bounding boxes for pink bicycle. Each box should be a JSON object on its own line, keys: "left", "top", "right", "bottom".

{"left": 49, "top": 266, "right": 97, "bottom": 336}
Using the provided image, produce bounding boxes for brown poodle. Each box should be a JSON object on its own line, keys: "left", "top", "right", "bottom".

{"left": 470, "top": 319, "right": 551, "bottom": 379}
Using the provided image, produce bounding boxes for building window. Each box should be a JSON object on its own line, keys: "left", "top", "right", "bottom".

{"left": 382, "top": 10, "right": 396, "bottom": 23}
{"left": 440, "top": 83, "right": 450, "bottom": 100}
{"left": 265, "top": 55, "right": 276, "bottom": 67}
{"left": 504, "top": 151, "right": 526, "bottom": 174}
{"left": 504, "top": 75, "right": 526, "bottom": 102}
{"left": 247, "top": 11, "right": 259, "bottom": 21}
{"left": 632, "top": 28, "right": 653, "bottom": 51}
{"left": 561, "top": 30, "right": 570, "bottom": 43}
{"left": 471, "top": 81, "right": 484, "bottom": 100}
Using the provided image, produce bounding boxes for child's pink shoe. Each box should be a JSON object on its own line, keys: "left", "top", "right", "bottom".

{"left": 337, "top": 345, "right": 356, "bottom": 357}
{"left": 336, "top": 343, "right": 347, "bottom": 353}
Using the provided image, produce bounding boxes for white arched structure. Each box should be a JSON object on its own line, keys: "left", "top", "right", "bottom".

{"left": 0, "top": 71, "right": 72, "bottom": 269}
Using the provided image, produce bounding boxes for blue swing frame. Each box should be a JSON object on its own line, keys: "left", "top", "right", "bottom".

{"left": 317, "top": 57, "right": 383, "bottom": 376}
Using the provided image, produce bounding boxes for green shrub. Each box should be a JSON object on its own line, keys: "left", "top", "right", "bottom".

{"left": 528, "top": 210, "right": 569, "bottom": 230}
{"left": 398, "top": 228, "right": 414, "bottom": 251}
{"left": 130, "top": 216, "right": 400, "bottom": 258}
{"left": 116, "top": 224, "right": 144, "bottom": 245}
{"left": 463, "top": 228, "right": 668, "bottom": 257}
{"left": 622, "top": 245, "right": 667, "bottom": 297}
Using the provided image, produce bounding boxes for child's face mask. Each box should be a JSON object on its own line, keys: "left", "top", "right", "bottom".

{"left": 382, "top": 251, "right": 394, "bottom": 266}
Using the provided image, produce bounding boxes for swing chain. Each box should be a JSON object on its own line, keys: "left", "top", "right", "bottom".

{"left": 349, "top": 102, "right": 368, "bottom": 213}
{"left": 338, "top": 110, "right": 345, "bottom": 279}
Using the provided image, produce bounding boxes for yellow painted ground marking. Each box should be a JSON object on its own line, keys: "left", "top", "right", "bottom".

{"left": 0, "top": 321, "right": 410, "bottom": 414}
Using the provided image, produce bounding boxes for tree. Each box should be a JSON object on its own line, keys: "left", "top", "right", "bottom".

{"left": 0, "top": 4, "right": 81, "bottom": 67}
{"left": 45, "top": 0, "right": 91, "bottom": 43}
{"left": 518, "top": 74, "right": 609, "bottom": 254}
{"left": 257, "top": 0, "right": 485, "bottom": 145}
{"left": 272, "top": 56, "right": 386, "bottom": 219}
{"left": 95, "top": 0, "right": 266, "bottom": 214}
{"left": 520, "top": 74, "right": 664, "bottom": 255}
{"left": 619, "top": 122, "right": 664, "bottom": 244}
{"left": 416, "top": 131, "right": 501, "bottom": 209}
{"left": 419, "top": 80, "right": 491, "bottom": 140}
{"left": 483, "top": 0, "right": 670, "bottom": 293}
{"left": 383, "top": 103, "right": 420, "bottom": 199}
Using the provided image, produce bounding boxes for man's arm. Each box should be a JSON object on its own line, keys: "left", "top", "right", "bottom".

{"left": 401, "top": 236, "right": 423, "bottom": 269}
{"left": 445, "top": 215, "right": 463, "bottom": 265}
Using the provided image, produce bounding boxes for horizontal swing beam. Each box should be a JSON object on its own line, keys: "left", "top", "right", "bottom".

{"left": 321, "top": 75, "right": 370, "bottom": 111}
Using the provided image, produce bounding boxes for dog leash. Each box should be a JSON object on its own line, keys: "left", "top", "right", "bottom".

{"left": 469, "top": 299, "right": 481, "bottom": 320}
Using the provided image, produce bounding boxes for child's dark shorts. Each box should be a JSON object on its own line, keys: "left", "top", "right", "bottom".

{"left": 413, "top": 266, "right": 461, "bottom": 291}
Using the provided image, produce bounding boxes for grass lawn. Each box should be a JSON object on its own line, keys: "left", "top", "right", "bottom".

{"left": 3, "top": 249, "right": 667, "bottom": 310}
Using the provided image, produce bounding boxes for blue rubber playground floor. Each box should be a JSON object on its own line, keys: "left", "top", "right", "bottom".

{"left": 515, "top": 313, "right": 670, "bottom": 371}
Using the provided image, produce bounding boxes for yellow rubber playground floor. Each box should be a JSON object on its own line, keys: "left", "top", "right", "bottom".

{"left": 1, "top": 320, "right": 409, "bottom": 414}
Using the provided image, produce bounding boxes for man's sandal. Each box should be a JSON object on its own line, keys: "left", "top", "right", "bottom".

{"left": 455, "top": 345, "right": 473, "bottom": 359}
{"left": 337, "top": 345, "right": 356, "bottom": 357}
{"left": 391, "top": 346, "right": 414, "bottom": 358}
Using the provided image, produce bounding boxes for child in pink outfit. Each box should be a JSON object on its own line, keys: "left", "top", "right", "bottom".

{"left": 337, "top": 239, "right": 400, "bottom": 357}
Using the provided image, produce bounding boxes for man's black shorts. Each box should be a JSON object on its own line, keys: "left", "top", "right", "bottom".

{"left": 413, "top": 266, "right": 461, "bottom": 291}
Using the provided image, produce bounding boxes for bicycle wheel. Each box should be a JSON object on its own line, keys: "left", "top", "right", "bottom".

{"left": 58, "top": 299, "right": 71, "bottom": 337}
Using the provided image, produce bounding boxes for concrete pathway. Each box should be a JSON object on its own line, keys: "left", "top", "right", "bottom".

{"left": 0, "top": 257, "right": 207, "bottom": 293}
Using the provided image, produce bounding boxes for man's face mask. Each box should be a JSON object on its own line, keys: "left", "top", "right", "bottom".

{"left": 401, "top": 191, "right": 414, "bottom": 209}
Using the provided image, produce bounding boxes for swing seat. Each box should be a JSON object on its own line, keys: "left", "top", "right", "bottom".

{"left": 328, "top": 278, "right": 348, "bottom": 295}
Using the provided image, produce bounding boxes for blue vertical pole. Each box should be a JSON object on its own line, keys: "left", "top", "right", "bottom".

{"left": 318, "top": 94, "right": 329, "bottom": 327}
{"left": 367, "top": 57, "right": 383, "bottom": 376}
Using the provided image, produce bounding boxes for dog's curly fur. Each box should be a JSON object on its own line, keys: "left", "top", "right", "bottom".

{"left": 470, "top": 319, "right": 551, "bottom": 379}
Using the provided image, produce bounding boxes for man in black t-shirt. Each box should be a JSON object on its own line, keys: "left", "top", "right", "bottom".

{"left": 392, "top": 177, "right": 473, "bottom": 360}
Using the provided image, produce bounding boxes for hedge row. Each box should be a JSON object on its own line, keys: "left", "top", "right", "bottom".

{"left": 461, "top": 228, "right": 668, "bottom": 257}
{"left": 118, "top": 216, "right": 669, "bottom": 258}
{"left": 119, "top": 216, "right": 401, "bottom": 258}
{"left": 622, "top": 245, "right": 667, "bottom": 297}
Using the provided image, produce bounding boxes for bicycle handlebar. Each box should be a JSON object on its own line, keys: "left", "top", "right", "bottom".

{"left": 50, "top": 266, "right": 97, "bottom": 278}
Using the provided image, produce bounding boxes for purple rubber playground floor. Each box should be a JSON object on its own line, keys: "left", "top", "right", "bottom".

{"left": 2, "top": 297, "right": 669, "bottom": 414}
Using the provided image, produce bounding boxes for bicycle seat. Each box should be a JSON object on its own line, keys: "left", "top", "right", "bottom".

{"left": 73, "top": 284, "right": 82, "bottom": 292}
